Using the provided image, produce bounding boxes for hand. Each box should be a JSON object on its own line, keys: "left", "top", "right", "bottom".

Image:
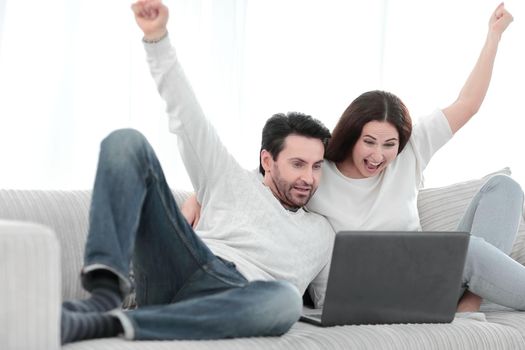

{"left": 131, "top": 0, "right": 169, "bottom": 41}
{"left": 488, "top": 3, "right": 513, "bottom": 40}
{"left": 181, "top": 194, "right": 202, "bottom": 229}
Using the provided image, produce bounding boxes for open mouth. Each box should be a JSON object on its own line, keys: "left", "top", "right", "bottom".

{"left": 364, "top": 159, "right": 383, "bottom": 172}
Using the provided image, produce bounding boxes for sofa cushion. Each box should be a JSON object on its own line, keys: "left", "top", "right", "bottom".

{"left": 60, "top": 317, "right": 525, "bottom": 350}
{"left": 417, "top": 167, "right": 525, "bottom": 265}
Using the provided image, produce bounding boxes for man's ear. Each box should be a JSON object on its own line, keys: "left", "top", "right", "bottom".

{"left": 260, "top": 149, "right": 273, "bottom": 174}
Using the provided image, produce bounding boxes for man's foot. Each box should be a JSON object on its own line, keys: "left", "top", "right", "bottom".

{"left": 61, "top": 308, "right": 123, "bottom": 344}
{"left": 63, "top": 269, "right": 123, "bottom": 312}
{"left": 62, "top": 288, "right": 122, "bottom": 312}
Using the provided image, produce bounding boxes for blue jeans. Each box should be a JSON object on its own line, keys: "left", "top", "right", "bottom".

{"left": 458, "top": 175, "right": 525, "bottom": 309}
{"left": 82, "top": 129, "right": 301, "bottom": 340}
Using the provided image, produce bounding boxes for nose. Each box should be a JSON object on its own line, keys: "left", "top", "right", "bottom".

{"left": 301, "top": 167, "right": 314, "bottom": 185}
{"left": 370, "top": 146, "right": 384, "bottom": 162}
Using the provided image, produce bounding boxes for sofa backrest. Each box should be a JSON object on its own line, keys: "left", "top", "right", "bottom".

{"left": 0, "top": 189, "right": 191, "bottom": 301}
{"left": 1, "top": 170, "right": 524, "bottom": 301}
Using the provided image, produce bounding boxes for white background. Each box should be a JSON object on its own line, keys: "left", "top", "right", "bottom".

{"left": 0, "top": 0, "right": 523, "bottom": 191}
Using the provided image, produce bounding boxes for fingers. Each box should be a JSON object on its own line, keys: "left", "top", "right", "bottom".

{"left": 495, "top": 8, "right": 513, "bottom": 29}
{"left": 496, "top": 3, "right": 512, "bottom": 20}
{"left": 131, "top": 0, "right": 163, "bottom": 20}
{"left": 495, "top": 2, "right": 504, "bottom": 14}
{"left": 181, "top": 194, "right": 202, "bottom": 228}
{"left": 488, "top": 2, "right": 513, "bottom": 36}
{"left": 130, "top": 0, "right": 145, "bottom": 17}
{"left": 193, "top": 209, "right": 201, "bottom": 229}
{"left": 495, "top": 3, "right": 511, "bottom": 21}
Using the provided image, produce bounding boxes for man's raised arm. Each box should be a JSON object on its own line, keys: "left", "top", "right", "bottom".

{"left": 130, "top": 0, "right": 239, "bottom": 201}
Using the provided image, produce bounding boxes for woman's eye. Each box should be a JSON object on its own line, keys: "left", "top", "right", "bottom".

{"left": 364, "top": 140, "right": 374, "bottom": 145}
{"left": 384, "top": 143, "right": 396, "bottom": 148}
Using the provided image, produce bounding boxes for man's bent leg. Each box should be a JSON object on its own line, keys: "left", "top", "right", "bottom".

{"left": 81, "top": 129, "right": 219, "bottom": 297}
{"left": 130, "top": 169, "right": 246, "bottom": 306}
{"left": 83, "top": 128, "right": 170, "bottom": 291}
{"left": 114, "top": 280, "right": 302, "bottom": 340}
{"left": 64, "top": 128, "right": 160, "bottom": 313}
{"left": 62, "top": 129, "right": 231, "bottom": 344}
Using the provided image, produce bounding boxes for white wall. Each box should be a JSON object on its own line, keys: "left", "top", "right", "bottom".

{"left": 0, "top": 0, "right": 523, "bottom": 190}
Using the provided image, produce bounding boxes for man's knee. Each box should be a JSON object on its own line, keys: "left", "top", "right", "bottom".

{"left": 102, "top": 128, "right": 147, "bottom": 151}
{"left": 100, "top": 128, "right": 150, "bottom": 162}
{"left": 271, "top": 280, "right": 302, "bottom": 314}
{"left": 255, "top": 280, "right": 302, "bottom": 335}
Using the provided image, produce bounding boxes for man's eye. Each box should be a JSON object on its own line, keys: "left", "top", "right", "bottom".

{"left": 313, "top": 164, "right": 322, "bottom": 170}
{"left": 293, "top": 163, "right": 303, "bottom": 168}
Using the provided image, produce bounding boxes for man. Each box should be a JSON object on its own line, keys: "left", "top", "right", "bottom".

{"left": 60, "top": 0, "right": 334, "bottom": 344}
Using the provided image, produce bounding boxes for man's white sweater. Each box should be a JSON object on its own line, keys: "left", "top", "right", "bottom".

{"left": 144, "top": 37, "right": 334, "bottom": 301}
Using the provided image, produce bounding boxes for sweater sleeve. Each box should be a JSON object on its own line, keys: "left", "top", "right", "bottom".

{"left": 144, "top": 37, "right": 238, "bottom": 198}
{"left": 308, "top": 262, "right": 329, "bottom": 309}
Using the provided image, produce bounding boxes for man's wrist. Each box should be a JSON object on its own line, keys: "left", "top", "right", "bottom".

{"left": 143, "top": 30, "right": 168, "bottom": 44}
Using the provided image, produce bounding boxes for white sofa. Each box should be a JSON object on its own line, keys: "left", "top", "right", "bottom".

{"left": 1, "top": 168, "right": 525, "bottom": 350}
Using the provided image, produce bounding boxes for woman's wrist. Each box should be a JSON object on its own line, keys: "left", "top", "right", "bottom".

{"left": 483, "top": 31, "right": 502, "bottom": 52}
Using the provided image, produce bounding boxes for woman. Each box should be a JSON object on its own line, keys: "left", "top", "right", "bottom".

{"left": 307, "top": 3, "right": 524, "bottom": 313}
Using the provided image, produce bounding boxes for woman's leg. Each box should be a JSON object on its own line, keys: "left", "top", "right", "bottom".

{"left": 456, "top": 175, "right": 525, "bottom": 310}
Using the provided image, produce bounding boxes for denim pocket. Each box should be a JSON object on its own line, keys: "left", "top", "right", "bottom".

{"left": 216, "top": 256, "right": 236, "bottom": 269}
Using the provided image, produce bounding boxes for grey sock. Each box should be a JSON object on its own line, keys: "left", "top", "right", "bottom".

{"left": 62, "top": 288, "right": 122, "bottom": 312}
{"left": 63, "top": 269, "right": 123, "bottom": 312}
{"left": 61, "top": 309, "right": 122, "bottom": 344}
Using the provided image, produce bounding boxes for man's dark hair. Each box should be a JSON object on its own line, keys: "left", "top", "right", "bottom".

{"left": 259, "top": 112, "right": 331, "bottom": 175}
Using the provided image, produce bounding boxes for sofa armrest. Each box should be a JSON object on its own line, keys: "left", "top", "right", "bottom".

{"left": 0, "top": 220, "right": 61, "bottom": 350}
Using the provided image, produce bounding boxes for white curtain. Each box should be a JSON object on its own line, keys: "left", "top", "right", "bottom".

{"left": 382, "top": 0, "right": 525, "bottom": 187}
{"left": 0, "top": 0, "right": 524, "bottom": 190}
{"left": 0, "top": 0, "right": 5, "bottom": 50}
{"left": 0, "top": 0, "right": 248, "bottom": 190}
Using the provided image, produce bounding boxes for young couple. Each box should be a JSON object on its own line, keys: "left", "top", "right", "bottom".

{"left": 61, "top": 0, "right": 523, "bottom": 344}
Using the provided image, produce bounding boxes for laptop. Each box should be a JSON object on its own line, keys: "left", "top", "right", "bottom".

{"left": 301, "top": 230, "right": 470, "bottom": 326}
